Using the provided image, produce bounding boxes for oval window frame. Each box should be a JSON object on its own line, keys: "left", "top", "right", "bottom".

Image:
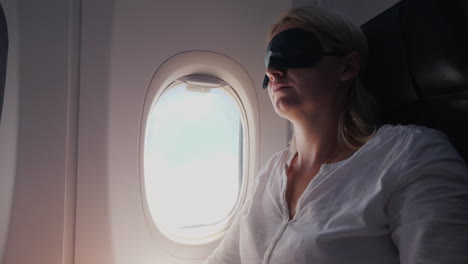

{"left": 139, "top": 51, "right": 260, "bottom": 259}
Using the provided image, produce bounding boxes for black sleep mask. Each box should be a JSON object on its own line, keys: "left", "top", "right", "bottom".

{"left": 263, "top": 28, "right": 344, "bottom": 89}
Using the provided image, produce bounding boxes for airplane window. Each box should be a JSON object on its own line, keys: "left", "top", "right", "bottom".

{"left": 143, "top": 75, "right": 245, "bottom": 245}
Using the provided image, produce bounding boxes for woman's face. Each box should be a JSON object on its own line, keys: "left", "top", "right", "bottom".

{"left": 266, "top": 21, "right": 349, "bottom": 121}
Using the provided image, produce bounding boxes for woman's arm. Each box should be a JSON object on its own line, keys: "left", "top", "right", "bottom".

{"left": 387, "top": 128, "right": 468, "bottom": 263}
{"left": 203, "top": 208, "right": 244, "bottom": 264}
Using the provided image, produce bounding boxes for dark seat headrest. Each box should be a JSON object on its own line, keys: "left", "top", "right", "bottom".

{"left": 361, "top": 0, "right": 468, "bottom": 162}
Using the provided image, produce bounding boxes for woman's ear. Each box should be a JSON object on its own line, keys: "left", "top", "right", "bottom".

{"left": 339, "top": 51, "right": 360, "bottom": 81}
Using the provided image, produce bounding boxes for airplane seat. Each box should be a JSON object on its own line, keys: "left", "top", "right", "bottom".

{"left": 0, "top": 3, "right": 7, "bottom": 124}
{"left": 361, "top": 0, "right": 468, "bottom": 162}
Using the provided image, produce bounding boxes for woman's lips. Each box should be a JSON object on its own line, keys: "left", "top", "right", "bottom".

{"left": 273, "top": 84, "right": 292, "bottom": 93}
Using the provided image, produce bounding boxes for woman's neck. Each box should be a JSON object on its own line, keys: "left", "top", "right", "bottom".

{"left": 291, "top": 107, "right": 354, "bottom": 170}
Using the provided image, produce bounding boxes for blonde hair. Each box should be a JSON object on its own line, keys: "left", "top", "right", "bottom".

{"left": 269, "top": 6, "right": 379, "bottom": 154}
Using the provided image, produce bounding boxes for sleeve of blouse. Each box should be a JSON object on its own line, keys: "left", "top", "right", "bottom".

{"left": 203, "top": 161, "right": 265, "bottom": 263}
{"left": 387, "top": 128, "right": 468, "bottom": 264}
{"left": 202, "top": 205, "right": 245, "bottom": 264}
{"left": 203, "top": 149, "right": 284, "bottom": 263}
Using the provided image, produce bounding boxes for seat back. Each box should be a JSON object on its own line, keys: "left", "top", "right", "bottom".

{"left": 361, "top": 0, "right": 468, "bottom": 162}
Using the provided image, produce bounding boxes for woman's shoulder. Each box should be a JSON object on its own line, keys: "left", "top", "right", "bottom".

{"left": 357, "top": 124, "right": 461, "bottom": 170}
{"left": 260, "top": 148, "right": 292, "bottom": 172}
{"left": 376, "top": 124, "right": 466, "bottom": 174}
{"left": 368, "top": 124, "right": 467, "bottom": 196}
{"left": 370, "top": 124, "right": 451, "bottom": 154}
{"left": 248, "top": 148, "right": 291, "bottom": 193}
{"left": 375, "top": 124, "right": 447, "bottom": 142}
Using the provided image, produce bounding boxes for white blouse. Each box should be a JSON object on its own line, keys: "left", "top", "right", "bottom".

{"left": 204, "top": 124, "right": 468, "bottom": 264}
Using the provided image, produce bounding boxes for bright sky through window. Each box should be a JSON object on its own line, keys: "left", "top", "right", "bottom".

{"left": 144, "top": 81, "right": 243, "bottom": 243}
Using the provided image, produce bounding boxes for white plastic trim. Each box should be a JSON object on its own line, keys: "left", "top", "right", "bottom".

{"left": 139, "top": 50, "right": 260, "bottom": 259}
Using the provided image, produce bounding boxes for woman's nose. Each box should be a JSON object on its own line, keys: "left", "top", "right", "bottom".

{"left": 265, "top": 67, "right": 287, "bottom": 84}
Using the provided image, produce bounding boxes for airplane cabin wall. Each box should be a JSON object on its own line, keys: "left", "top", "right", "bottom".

{"left": 1, "top": 0, "right": 80, "bottom": 263}
{"left": 76, "top": 0, "right": 290, "bottom": 263}
{"left": 1, "top": 0, "right": 400, "bottom": 264}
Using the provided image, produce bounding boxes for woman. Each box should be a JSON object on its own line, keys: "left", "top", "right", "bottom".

{"left": 205, "top": 6, "right": 468, "bottom": 264}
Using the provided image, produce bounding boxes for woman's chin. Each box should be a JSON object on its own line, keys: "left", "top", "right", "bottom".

{"left": 273, "top": 98, "right": 301, "bottom": 118}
